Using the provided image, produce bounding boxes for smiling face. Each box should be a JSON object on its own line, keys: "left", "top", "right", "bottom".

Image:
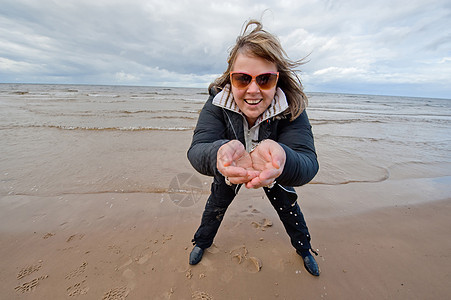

{"left": 230, "top": 52, "right": 278, "bottom": 127}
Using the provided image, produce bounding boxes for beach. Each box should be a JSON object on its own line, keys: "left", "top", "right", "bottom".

{"left": 0, "top": 84, "right": 450, "bottom": 299}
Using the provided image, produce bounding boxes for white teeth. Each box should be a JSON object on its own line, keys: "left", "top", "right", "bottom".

{"left": 245, "top": 99, "right": 261, "bottom": 104}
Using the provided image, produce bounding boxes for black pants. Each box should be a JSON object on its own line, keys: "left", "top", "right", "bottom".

{"left": 192, "top": 177, "right": 312, "bottom": 251}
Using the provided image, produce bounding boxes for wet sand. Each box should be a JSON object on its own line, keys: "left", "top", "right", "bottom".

{"left": 1, "top": 191, "right": 450, "bottom": 299}
{"left": 1, "top": 130, "right": 450, "bottom": 299}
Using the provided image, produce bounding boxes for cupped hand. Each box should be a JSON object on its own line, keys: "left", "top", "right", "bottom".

{"left": 245, "top": 139, "right": 286, "bottom": 189}
{"left": 217, "top": 140, "right": 259, "bottom": 185}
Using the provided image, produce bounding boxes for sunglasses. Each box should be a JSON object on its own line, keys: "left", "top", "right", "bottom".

{"left": 230, "top": 72, "right": 279, "bottom": 90}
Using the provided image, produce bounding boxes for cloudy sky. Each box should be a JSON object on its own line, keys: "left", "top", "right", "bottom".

{"left": 1, "top": 0, "right": 450, "bottom": 98}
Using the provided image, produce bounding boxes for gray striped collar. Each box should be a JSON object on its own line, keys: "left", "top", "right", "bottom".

{"left": 212, "top": 84, "right": 289, "bottom": 126}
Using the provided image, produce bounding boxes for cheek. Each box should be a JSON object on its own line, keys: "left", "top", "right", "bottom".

{"left": 231, "top": 87, "right": 244, "bottom": 101}
{"left": 263, "top": 89, "right": 276, "bottom": 100}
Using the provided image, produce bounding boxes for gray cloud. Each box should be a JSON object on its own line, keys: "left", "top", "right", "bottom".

{"left": 0, "top": 0, "right": 450, "bottom": 98}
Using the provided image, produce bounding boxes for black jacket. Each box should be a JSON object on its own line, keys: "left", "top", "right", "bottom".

{"left": 187, "top": 88, "right": 319, "bottom": 187}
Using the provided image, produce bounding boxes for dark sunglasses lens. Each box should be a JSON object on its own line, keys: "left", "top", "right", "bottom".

{"left": 256, "top": 73, "right": 277, "bottom": 89}
{"left": 232, "top": 73, "right": 252, "bottom": 88}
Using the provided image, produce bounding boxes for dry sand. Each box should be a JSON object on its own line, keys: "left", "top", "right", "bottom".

{"left": 1, "top": 130, "right": 450, "bottom": 299}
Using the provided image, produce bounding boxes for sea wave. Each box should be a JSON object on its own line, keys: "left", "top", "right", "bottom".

{"left": 310, "top": 118, "right": 385, "bottom": 125}
{"left": 311, "top": 176, "right": 389, "bottom": 185}
{"left": 45, "top": 125, "right": 194, "bottom": 131}
{"left": 118, "top": 109, "right": 200, "bottom": 114}
{"left": 0, "top": 124, "right": 194, "bottom": 131}
{"left": 3, "top": 187, "right": 211, "bottom": 198}
{"left": 309, "top": 107, "right": 451, "bottom": 118}
{"left": 315, "top": 133, "right": 451, "bottom": 146}
{"left": 87, "top": 93, "right": 121, "bottom": 98}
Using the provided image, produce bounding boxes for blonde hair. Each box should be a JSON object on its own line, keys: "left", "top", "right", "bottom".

{"left": 210, "top": 19, "right": 308, "bottom": 120}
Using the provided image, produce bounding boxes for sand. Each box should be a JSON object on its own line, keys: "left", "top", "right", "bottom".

{"left": 1, "top": 122, "right": 450, "bottom": 299}
{"left": 1, "top": 190, "right": 450, "bottom": 299}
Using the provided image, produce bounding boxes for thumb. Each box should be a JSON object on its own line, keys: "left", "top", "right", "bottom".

{"left": 271, "top": 153, "right": 284, "bottom": 169}
{"left": 223, "top": 159, "right": 232, "bottom": 167}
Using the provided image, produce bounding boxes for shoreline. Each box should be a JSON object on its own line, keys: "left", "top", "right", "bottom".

{"left": 2, "top": 83, "right": 450, "bottom": 100}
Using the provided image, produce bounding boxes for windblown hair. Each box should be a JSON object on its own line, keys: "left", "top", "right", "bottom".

{"left": 210, "top": 19, "right": 308, "bottom": 120}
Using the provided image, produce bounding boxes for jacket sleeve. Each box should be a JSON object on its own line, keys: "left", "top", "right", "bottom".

{"left": 275, "top": 110, "right": 319, "bottom": 186}
{"left": 187, "top": 94, "right": 230, "bottom": 177}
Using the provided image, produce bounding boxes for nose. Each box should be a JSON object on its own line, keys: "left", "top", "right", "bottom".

{"left": 247, "top": 79, "right": 260, "bottom": 93}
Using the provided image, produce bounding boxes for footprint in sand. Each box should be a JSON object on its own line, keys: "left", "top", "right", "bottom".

{"left": 67, "top": 280, "right": 89, "bottom": 297}
{"left": 192, "top": 290, "right": 213, "bottom": 300}
{"left": 136, "top": 252, "right": 152, "bottom": 265}
{"left": 42, "top": 232, "right": 55, "bottom": 239}
{"left": 15, "top": 260, "right": 48, "bottom": 294}
{"left": 17, "top": 261, "right": 43, "bottom": 280}
{"left": 65, "top": 262, "right": 89, "bottom": 296}
{"left": 14, "top": 275, "right": 49, "bottom": 293}
{"left": 243, "top": 205, "right": 261, "bottom": 217}
{"left": 206, "top": 243, "right": 220, "bottom": 254}
{"left": 251, "top": 218, "right": 273, "bottom": 231}
{"left": 185, "top": 268, "right": 193, "bottom": 279}
{"left": 108, "top": 244, "right": 123, "bottom": 255}
{"left": 129, "top": 244, "right": 154, "bottom": 265}
{"left": 66, "top": 233, "right": 85, "bottom": 243}
{"left": 230, "top": 246, "right": 262, "bottom": 273}
{"left": 65, "top": 262, "right": 88, "bottom": 280}
{"left": 117, "top": 258, "right": 133, "bottom": 271}
{"left": 161, "top": 233, "right": 173, "bottom": 244}
{"left": 102, "top": 286, "right": 129, "bottom": 300}
{"left": 122, "top": 268, "right": 137, "bottom": 290}
{"left": 266, "top": 248, "right": 293, "bottom": 272}
{"left": 220, "top": 269, "right": 233, "bottom": 283}
{"left": 101, "top": 268, "right": 135, "bottom": 300}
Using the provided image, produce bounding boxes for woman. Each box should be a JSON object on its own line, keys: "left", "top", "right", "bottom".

{"left": 187, "top": 20, "right": 320, "bottom": 276}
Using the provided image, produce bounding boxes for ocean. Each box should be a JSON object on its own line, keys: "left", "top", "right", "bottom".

{"left": 1, "top": 83, "right": 450, "bottom": 199}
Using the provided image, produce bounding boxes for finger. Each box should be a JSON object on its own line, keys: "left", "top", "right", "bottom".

{"left": 219, "top": 140, "right": 242, "bottom": 156}
{"left": 221, "top": 166, "right": 248, "bottom": 178}
{"left": 246, "top": 177, "right": 273, "bottom": 189}
{"left": 245, "top": 181, "right": 254, "bottom": 189}
{"left": 246, "top": 170, "right": 260, "bottom": 179}
{"left": 245, "top": 168, "right": 279, "bottom": 188}
{"left": 271, "top": 153, "right": 286, "bottom": 169}
{"left": 258, "top": 140, "right": 286, "bottom": 169}
{"left": 272, "top": 157, "right": 281, "bottom": 169}
{"left": 246, "top": 175, "right": 262, "bottom": 187}
{"left": 229, "top": 169, "right": 260, "bottom": 186}
{"left": 259, "top": 168, "right": 281, "bottom": 181}
{"left": 218, "top": 152, "right": 233, "bottom": 167}
{"left": 245, "top": 180, "right": 260, "bottom": 189}
{"left": 229, "top": 176, "right": 252, "bottom": 185}
{"left": 226, "top": 140, "right": 246, "bottom": 158}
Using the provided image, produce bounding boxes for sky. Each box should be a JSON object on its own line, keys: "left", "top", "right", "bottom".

{"left": 1, "top": 0, "right": 450, "bottom": 98}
